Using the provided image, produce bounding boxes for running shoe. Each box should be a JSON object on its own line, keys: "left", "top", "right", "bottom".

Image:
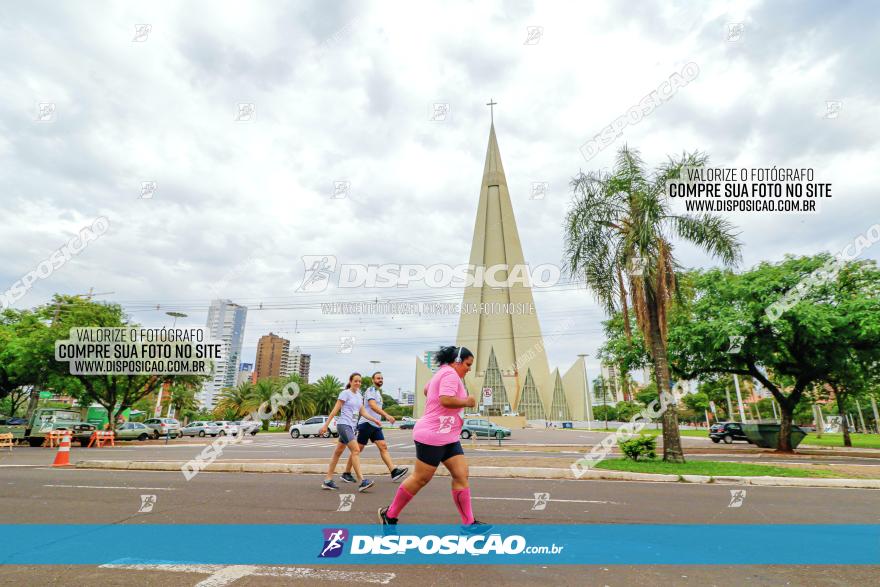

{"left": 340, "top": 472, "right": 356, "bottom": 483}
{"left": 461, "top": 520, "right": 492, "bottom": 534}
{"left": 358, "top": 479, "right": 375, "bottom": 492}
{"left": 390, "top": 467, "right": 409, "bottom": 482}
{"left": 378, "top": 506, "right": 398, "bottom": 525}
{"left": 321, "top": 479, "right": 339, "bottom": 490}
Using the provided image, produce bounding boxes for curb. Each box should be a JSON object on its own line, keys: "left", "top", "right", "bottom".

{"left": 74, "top": 460, "right": 880, "bottom": 489}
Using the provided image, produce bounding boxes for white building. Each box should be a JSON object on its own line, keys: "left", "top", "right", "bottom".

{"left": 199, "top": 299, "right": 248, "bottom": 409}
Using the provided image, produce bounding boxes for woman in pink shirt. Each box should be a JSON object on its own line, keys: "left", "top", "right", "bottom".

{"left": 378, "top": 345, "right": 489, "bottom": 531}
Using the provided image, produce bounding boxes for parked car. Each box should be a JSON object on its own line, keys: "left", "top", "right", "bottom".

{"left": 709, "top": 422, "right": 751, "bottom": 444}
{"left": 234, "top": 420, "right": 260, "bottom": 436}
{"left": 181, "top": 421, "right": 221, "bottom": 437}
{"left": 212, "top": 421, "right": 240, "bottom": 436}
{"left": 398, "top": 418, "right": 417, "bottom": 430}
{"left": 143, "top": 418, "right": 182, "bottom": 439}
{"left": 461, "top": 418, "right": 511, "bottom": 440}
{"left": 289, "top": 416, "right": 337, "bottom": 438}
{"left": 114, "top": 422, "right": 153, "bottom": 441}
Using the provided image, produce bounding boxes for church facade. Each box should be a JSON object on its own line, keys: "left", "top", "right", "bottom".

{"left": 414, "top": 122, "right": 590, "bottom": 421}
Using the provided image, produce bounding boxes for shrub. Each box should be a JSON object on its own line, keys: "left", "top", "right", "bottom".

{"left": 619, "top": 434, "right": 657, "bottom": 461}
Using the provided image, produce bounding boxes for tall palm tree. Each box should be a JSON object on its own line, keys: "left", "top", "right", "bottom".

{"left": 564, "top": 146, "right": 741, "bottom": 462}
{"left": 278, "top": 373, "right": 315, "bottom": 430}
{"left": 310, "top": 374, "right": 343, "bottom": 415}
{"left": 168, "top": 378, "right": 199, "bottom": 423}
{"left": 216, "top": 381, "right": 254, "bottom": 419}
{"left": 245, "top": 378, "right": 284, "bottom": 430}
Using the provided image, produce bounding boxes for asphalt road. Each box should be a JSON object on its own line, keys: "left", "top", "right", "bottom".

{"left": 3, "top": 430, "right": 878, "bottom": 468}
{"left": 2, "top": 461, "right": 879, "bottom": 585}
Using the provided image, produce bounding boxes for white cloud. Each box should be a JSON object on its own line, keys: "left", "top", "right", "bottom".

{"left": 1, "top": 0, "right": 878, "bottom": 392}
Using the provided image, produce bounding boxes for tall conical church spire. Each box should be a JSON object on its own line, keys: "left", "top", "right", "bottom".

{"left": 415, "top": 115, "right": 592, "bottom": 422}
{"left": 454, "top": 120, "right": 553, "bottom": 415}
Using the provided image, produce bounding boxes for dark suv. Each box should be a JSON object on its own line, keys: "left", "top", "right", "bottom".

{"left": 709, "top": 422, "right": 750, "bottom": 444}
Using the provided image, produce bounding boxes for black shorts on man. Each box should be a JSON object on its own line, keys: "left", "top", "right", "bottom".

{"left": 356, "top": 421, "right": 385, "bottom": 445}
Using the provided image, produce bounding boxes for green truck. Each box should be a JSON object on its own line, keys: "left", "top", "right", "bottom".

{"left": 0, "top": 407, "right": 99, "bottom": 447}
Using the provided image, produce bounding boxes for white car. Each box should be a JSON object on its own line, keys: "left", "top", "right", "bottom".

{"left": 289, "top": 416, "right": 337, "bottom": 438}
{"left": 181, "top": 421, "right": 221, "bottom": 437}
{"left": 212, "top": 421, "right": 240, "bottom": 436}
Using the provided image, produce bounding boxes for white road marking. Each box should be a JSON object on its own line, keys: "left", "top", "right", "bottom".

{"left": 195, "top": 565, "right": 258, "bottom": 586}
{"left": 473, "top": 496, "right": 621, "bottom": 504}
{"left": 43, "top": 484, "right": 176, "bottom": 490}
{"left": 0, "top": 464, "right": 41, "bottom": 467}
{"left": 99, "top": 563, "right": 396, "bottom": 584}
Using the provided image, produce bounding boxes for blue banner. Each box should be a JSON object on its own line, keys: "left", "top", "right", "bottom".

{"left": 2, "top": 524, "right": 878, "bottom": 565}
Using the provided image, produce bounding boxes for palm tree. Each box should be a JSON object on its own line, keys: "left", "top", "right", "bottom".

{"left": 564, "top": 146, "right": 741, "bottom": 462}
{"left": 310, "top": 374, "right": 343, "bottom": 415}
{"left": 278, "top": 373, "right": 315, "bottom": 430}
{"left": 216, "top": 382, "right": 254, "bottom": 419}
{"left": 244, "top": 378, "right": 284, "bottom": 430}
{"left": 168, "top": 378, "right": 199, "bottom": 423}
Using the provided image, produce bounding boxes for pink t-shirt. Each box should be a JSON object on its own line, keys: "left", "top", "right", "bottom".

{"left": 413, "top": 364, "right": 468, "bottom": 446}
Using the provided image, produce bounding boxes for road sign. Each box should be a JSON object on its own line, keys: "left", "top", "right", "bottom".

{"left": 482, "top": 387, "right": 493, "bottom": 406}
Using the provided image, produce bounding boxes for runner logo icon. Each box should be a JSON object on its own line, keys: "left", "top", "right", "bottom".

{"left": 319, "top": 528, "right": 349, "bottom": 558}
{"left": 438, "top": 416, "right": 456, "bottom": 434}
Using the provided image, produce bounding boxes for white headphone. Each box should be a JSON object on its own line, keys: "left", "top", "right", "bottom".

{"left": 454, "top": 346, "right": 463, "bottom": 363}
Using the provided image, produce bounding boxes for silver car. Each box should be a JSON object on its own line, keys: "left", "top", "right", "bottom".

{"left": 143, "top": 418, "right": 182, "bottom": 439}
{"left": 234, "top": 420, "right": 260, "bottom": 436}
{"left": 181, "top": 421, "right": 221, "bottom": 437}
{"left": 212, "top": 421, "right": 240, "bottom": 436}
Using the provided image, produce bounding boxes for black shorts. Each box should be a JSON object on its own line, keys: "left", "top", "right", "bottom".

{"left": 356, "top": 421, "right": 385, "bottom": 445}
{"left": 414, "top": 440, "right": 464, "bottom": 467}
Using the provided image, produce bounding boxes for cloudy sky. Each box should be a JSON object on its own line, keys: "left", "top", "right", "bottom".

{"left": 2, "top": 0, "right": 878, "bottom": 397}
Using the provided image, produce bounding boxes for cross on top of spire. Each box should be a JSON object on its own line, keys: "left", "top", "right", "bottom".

{"left": 486, "top": 98, "right": 497, "bottom": 124}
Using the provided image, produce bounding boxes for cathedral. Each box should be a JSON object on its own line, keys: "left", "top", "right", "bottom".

{"left": 414, "top": 119, "right": 589, "bottom": 421}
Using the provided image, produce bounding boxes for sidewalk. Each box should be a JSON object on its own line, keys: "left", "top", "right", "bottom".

{"left": 74, "top": 459, "right": 880, "bottom": 490}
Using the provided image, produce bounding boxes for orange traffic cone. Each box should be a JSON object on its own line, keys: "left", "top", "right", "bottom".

{"left": 52, "top": 433, "right": 73, "bottom": 467}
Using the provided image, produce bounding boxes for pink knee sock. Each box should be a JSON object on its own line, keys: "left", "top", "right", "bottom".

{"left": 387, "top": 485, "right": 414, "bottom": 519}
{"left": 452, "top": 488, "right": 474, "bottom": 524}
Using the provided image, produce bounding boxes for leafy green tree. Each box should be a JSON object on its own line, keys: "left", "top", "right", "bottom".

{"left": 0, "top": 386, "right": 30, "bottom": 417}
{"left": 37, "top": 295, "right": 207, "bottom": 432}
{"left": 564, "top": 146, "right": 741, "bottom": 462}
{"left": 599, "top": 312, "right": 650, "bottom": 401}
{"left": 592, "top": 404, "right": 617, "bottom": 424}
{"left": 635, "top": 382, "right": 658, "bottom": 408}
{"left": 669, "top": 256, "right": 880, "bottom": 451}
{"left": 615, "top": 400, "right": 641, "bottom": 421}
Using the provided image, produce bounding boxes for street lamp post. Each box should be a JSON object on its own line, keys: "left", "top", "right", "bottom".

{"left": 166, "top": 311, "right": 188, "bottom": 327}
